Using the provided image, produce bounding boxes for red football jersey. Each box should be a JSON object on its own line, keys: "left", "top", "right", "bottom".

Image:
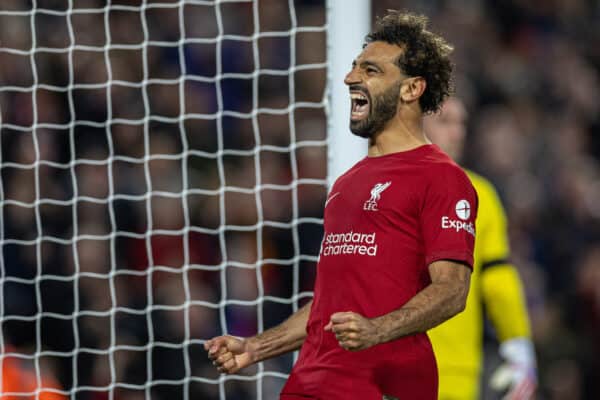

{"left": 281, "top": 144, "right": 478, "bottom": 400}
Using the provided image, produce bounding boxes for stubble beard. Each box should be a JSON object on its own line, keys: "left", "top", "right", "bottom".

{"left": 350, "top": 81, "right": 402, "bottom": 139}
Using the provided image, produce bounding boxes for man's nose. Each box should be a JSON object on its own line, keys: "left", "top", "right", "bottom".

{"left": 344, "top": 68, "right": 361, "bottom": 86}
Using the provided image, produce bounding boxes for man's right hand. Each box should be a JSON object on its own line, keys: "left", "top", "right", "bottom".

{"left": 204, "top": 335, "right": 254, "bottom": 374}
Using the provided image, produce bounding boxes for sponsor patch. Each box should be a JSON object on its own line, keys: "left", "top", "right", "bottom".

{"left": 320, "top": 231, "right": 378, "bottom": 256}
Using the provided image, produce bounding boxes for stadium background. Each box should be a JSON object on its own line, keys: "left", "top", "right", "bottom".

{"left": 0, "top": 0, "right": 598, "bottom": 399}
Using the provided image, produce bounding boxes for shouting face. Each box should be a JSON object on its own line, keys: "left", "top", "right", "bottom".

{"left": 344, "top": 41, "right": 406, "bottom": 138}
{"left": 349, "top": 80, "right": 402, "bottom": 138}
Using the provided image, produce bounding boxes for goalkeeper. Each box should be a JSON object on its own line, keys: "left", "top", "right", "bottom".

{"left": 424, "top": 97, "right": 537, "bottom": 400}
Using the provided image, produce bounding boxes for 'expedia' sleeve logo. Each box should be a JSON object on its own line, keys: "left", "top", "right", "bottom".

{"left": 441, "top": 199, "right": 475, "bottom": 236}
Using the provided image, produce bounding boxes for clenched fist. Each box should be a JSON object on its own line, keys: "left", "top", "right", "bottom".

{"left": 204, "top": 335, "right": 254, "bottom": 374}
{"left": 324, "top": 311, "right": 382, "bottom": 351}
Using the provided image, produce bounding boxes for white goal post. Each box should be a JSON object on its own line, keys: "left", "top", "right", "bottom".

{"left": 327, "top": 0, "right": 370, "bottom": 186}
{"left": 0, "top": 1, "right": 369, "bottom": 400}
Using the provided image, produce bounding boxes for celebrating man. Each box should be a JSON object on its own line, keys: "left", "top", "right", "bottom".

{"left": 205, "top": 11, "right": 477, "bottom": 399}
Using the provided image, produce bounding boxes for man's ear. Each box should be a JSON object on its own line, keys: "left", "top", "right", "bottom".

{"left": 400, "top": 77, "right": 426, "bottom": 103}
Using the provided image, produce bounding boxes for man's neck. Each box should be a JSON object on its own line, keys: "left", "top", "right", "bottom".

{"left": 367, "top": 113, "right": 429, "bottom": 157}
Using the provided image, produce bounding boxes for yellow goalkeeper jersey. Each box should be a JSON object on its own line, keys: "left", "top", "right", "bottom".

{"left": 428, "top": 170, "right": 531, "bottom": 400}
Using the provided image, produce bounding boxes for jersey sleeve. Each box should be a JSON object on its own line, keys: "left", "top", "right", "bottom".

{"left": 471, "top": 173, "right": 532, "bottom": 340}
{"left": 481, "top": 265, "right": 532, "bottom": 340}
{"left": 420, "top": 165, "right": 478, "bottom": 268}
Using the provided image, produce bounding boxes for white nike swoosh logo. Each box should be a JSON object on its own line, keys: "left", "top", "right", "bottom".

{"left": 325, "top": 192, "right": 340, "bottom": 208}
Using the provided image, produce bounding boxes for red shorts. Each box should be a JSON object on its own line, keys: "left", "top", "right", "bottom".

{"left": 280, "top": 364, "right": 437, "bottom": 399}
{"left": 280, "top": 335, "right": 437, "bottom": 400}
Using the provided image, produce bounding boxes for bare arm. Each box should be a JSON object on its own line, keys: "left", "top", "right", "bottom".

{"left": 326, "top": 260, "right": 470, "bottom": 351}
{"left": 205, "top": 300, "right": 312, "bottom": 373}
{"left": 374, "top": 260, "right": 471, "bottom": 342}
{"left": 247, "top": 300, "right": 312, "bottom": 362}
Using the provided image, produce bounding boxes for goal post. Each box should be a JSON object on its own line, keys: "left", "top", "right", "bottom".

{"left": 326, "top": 0, "right": 370, "bottom": 186}
{"left": 0, "top": 1, "right": 370, "bottom": 400}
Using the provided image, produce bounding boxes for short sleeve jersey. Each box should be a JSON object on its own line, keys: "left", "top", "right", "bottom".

{"left": 281, "top": 144, "right": 478, "bottom": 400}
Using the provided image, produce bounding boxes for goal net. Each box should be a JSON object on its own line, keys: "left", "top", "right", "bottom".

{"left": 0, "top": 1, "right": 329, "bottom": 399}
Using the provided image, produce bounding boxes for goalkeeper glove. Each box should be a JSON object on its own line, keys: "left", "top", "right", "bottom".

{"left": 490, "top": 338, "right": 537, "bottom": 400}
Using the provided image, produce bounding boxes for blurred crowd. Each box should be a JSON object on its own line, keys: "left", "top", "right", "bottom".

{"left": 0, "top": 0, "right": 598, "bottom": 399}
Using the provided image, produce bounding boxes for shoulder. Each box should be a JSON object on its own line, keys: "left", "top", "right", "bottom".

{"left": 423, "top": 149, "right": 473, "bottom": 192}
{"left": 416, "top": 149, "right": 478, "bottom": 215}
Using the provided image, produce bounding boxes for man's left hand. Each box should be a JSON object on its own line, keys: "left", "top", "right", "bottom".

{"left": 324, "top": 311, "right": 381, "bottom": 351}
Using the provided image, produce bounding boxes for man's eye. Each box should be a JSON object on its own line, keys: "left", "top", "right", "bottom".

{"left": 366, "top": 67, "right": 378, "bottom": 74}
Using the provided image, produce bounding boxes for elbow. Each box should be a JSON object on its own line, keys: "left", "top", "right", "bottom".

{"left": 449, "top": 283, "right": 469, "bottom": 317}
{"left": 454, "top": 293, "right": 468, "bottom": 314}
{"left": 429, "top": 261, "right": 472, "bottom": 321}
{"left": 453, "top": 269, "right": 471, "bottom": 316}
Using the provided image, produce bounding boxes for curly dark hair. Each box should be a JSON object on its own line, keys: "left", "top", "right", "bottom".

{"left": 365, "top": 10, "right": 454, "bottom": 114}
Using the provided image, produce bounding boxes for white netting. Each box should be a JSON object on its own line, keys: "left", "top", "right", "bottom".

{"left": 0, "top": 1, "right": 328, "bottom": 399}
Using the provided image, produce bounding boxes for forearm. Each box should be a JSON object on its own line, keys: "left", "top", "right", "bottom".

{"left": 374, "top": 272, "right": 469, "bottom": 344}
{"left": 246, "top": 300, "right": 312, "bottom": 363}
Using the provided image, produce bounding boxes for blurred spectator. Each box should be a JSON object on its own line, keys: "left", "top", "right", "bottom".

{"left": 1, "top": 345, "right": 67, "bottom": 400}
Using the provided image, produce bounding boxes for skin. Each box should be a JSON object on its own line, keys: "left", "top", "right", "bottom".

{"left": 206, "top": 40, "right": 471, "bottom": 373}
{"left": 345, "top": 41, "right": 433, "bottom": 157}
{"left": 205, "top": 302, "right": 311, "bottom": 374}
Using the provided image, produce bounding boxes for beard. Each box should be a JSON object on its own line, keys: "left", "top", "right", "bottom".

{"left": 350, "top": 81, "right": 402, "bottom": 139}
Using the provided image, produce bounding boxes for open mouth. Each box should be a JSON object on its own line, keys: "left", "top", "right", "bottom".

{"left": 350, "top": 91, "right": 369, "bottom": 121}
